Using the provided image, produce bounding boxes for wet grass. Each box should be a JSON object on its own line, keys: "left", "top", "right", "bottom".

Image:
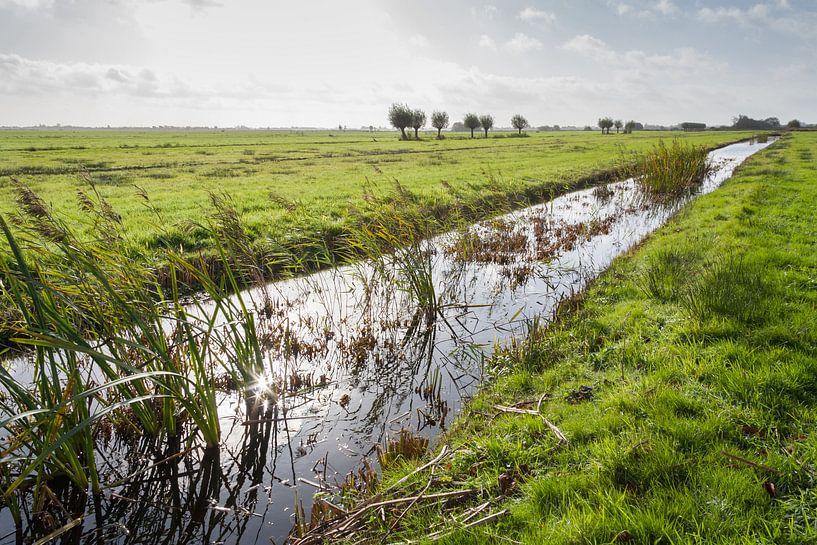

{"left": 340, "top": 131, "right": 817, "bottom": 544}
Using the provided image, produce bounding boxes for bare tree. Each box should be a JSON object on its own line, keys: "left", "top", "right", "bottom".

{"left": 431, "top": 111, "right": 449, "bottom": 139}
{"left": 511, "top": 114, "right": 529, "bottom": 135}
{"left": 479, "top": 114, "right": 494, "bottom": 138}
{"left": 389, "top": 103, "right": 414, "bottom": 139}
{"left": 614, "top": 119, "right": 623, "bottom": 134}
{"left": 464, "top": 113, "right": 480, "bottom": 138}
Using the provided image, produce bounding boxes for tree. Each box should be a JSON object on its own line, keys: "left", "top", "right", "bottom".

{"left": 389, "top": 103, "right": 414, "bottom": 139}
{"left": 680, "top": 122, "right": 706, "bottom": 131}
{"left": 463, "top": 113, "right": 480, "bottom": 138}
{"left": 624, "top": 120, "right": 637, "bottom": 134}
{"left": 732, "top": 115, "right": 781, "bottom": 130}
{"left": 613, "top": 120, "right": 623, "bottom": 134}
{"left": 511, "top": 114, "right": 529, "bottom": 135}
{"left": 479, "top": 114, "right": 494, "bottom": 138}
{"left": 598, "top": 117, "right": 614, "bottom": 134}
{"left": 431, "top": 111, "right": 450, "bottom": 139}
{"left": 787, "top": 119, "right": 802, "bottom": 129}
{"left": 411, "top": 109, "right": 426, "bottom": 139}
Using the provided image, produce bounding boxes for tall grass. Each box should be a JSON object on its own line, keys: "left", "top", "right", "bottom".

{"left": 346, "top": 182, "right": 449, "bottom": 325}
{"left": 0, "top": 180, "right": 274, "bottom": 535}
{"left": 640, "top": 248, "right": 773, "bottom": 325}
{"left": 627, "top": 140, "right": 714, "bottom": 198}
{"left": 679, "top": 255, "right": 772, "bottom": 324}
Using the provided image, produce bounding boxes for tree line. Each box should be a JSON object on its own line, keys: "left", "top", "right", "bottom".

{"left": 388, "top": 104, "right": 529, "bottom": 139}
{"left": 597, "top": 117, "right": 640, "bottom": 134}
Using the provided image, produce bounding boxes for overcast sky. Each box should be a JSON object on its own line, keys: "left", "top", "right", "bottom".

{"left": 0, "top": 0, "right": 813, "bottom": 128}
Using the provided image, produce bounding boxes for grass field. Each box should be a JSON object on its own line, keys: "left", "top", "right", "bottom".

{"left": 0, "top": 129, "right": 751, "bottom": 262}
{"left": 336, "top": 132, "right": 817, "bottom": 544}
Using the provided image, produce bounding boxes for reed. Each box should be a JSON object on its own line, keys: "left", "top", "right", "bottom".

{"left": 627, "top": 140, "right": 714, "bottom": 198}
{"left": 0, "top": 181, "right": 276, "bottom": 531}
{"left": 346, "top": 183, "right": 447, "bottom": 324}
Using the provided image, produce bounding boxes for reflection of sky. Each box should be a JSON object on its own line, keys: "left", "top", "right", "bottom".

{"left": 0, "top": 1, "right": 813, "bottom": 127}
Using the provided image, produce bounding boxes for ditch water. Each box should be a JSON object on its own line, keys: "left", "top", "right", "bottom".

{"left": 0, "top": 138, "right": 775, "bottom": 545}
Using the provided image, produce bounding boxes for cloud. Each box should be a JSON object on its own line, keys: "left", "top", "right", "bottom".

{"left": 654, "top": 0, "right": 677, "bottom": 15}
{"left": 696, "top": 1, "right": 812, "bottom": 33}
{"left": 409, "top": 34, "right": 430, "bottom": 48}
{"left": 0, "top": 0, "right": 53, "bottom": 8}
{"left": 698, "top": 4, "right": 765, "bottom": 25}
{"left": 105, "top": 67, "right": 129, "bottom": 83}
{"left": 518, "top": 7, "right": 555, "bottom": 24}
{"left": 179, "top": 0, "right": 220, "bottom": 10}
{"left": 478, "top": 34, "right": 497, "bottom": 50}
{"left": 471, "top": 4, "right": 498, "bottom": 20}
{"left": 562, "top": 35, "right": 614, "bottom": 61}
{"left": 0, "top": 53, "right": 193, "bottom": 98}
{"left": 562, "top": 34, "right": 724, "bottom": 78}
{"left": 607, "top": 0, "right": 678, "bottom": 18}
{"left": 504, "top": 33, "right": 543, "bottom": 54}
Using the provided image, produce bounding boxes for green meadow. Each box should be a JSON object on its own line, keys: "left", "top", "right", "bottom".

{"left": 0, "top": 129, "right": 749, "bottom": 259}
{"left": 352, "top": 131, "right": 817, "bottom": 544}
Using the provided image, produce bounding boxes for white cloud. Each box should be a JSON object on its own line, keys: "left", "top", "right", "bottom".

{"left": 609, "top": 2, "right": 632, "bottom": 15}
{"left": 180, "top": 0, "right": 220, "bottom": 8}
{"left": 0, "top": 53, "right": 196, "bottom": 98}
{"left": 0, "top": 0, "right": 53, "bottom": 8}
{"left": 518, "top": 7, "right": 555, "bottom": 24}
{"left": 409, "top": 34, "right": 430, "bottom": 48}
{"left": 654, "top": 0, "right": 677, "bottom": 15}
{"left": 471, "top": 4, "right": 498, "bottom": 20}
{"left": 698, "top": 4, "right": 768, "bottom": 25}
{"left": 562, "top": 35, "right": 614, "bottom": 61}
{"left": 607, "top": 0, "right": 678, "bottom": 18}
{"left": 562, "top": 34, "right": 723, "bottom": 78}
{"left": 698, "top": 0, "right": 817, "bottom": 38}
{"left": 477, "top": 34, "right": 496, "bottom": 50}
{"left": 504, "top": 33, "right": 543, "bottom": 54}
{"left": 696, "top": 1, "right": 809, "bottom": 31}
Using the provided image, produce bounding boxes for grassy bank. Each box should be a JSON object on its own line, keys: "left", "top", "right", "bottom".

{"left": 328, "top": 131, "right": 817, "bottom": 544}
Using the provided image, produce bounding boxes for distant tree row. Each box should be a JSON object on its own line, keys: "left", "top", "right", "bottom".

{"left": 681, "top": 122, "right": 707, "bottom": 131}
{"left": 599, "top": 117, "right": 640, "bottom": 134}
{"left": 731, "top": 115, "right": 805, "bottom": 130}
{"left": 389, "top": 104, "right": 529, "bottom": 139}
{"left": 732, "top": 115, "right": 780, "bottom": 130}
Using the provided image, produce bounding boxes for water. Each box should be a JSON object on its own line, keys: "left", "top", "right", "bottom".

{"left": 0, "top": 138, "right": 774, "bottom": 545}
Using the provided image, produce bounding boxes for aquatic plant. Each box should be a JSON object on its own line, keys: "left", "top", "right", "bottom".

{"left": 627, "top": 140, "right": 714, "bottom": 198}
{"left": 0, "top": 181, "right": 279, "bottom": 537}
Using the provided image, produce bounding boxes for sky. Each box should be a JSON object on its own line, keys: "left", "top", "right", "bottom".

{"left": 0, "top": 0, "right": 813, "bottom": 128}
